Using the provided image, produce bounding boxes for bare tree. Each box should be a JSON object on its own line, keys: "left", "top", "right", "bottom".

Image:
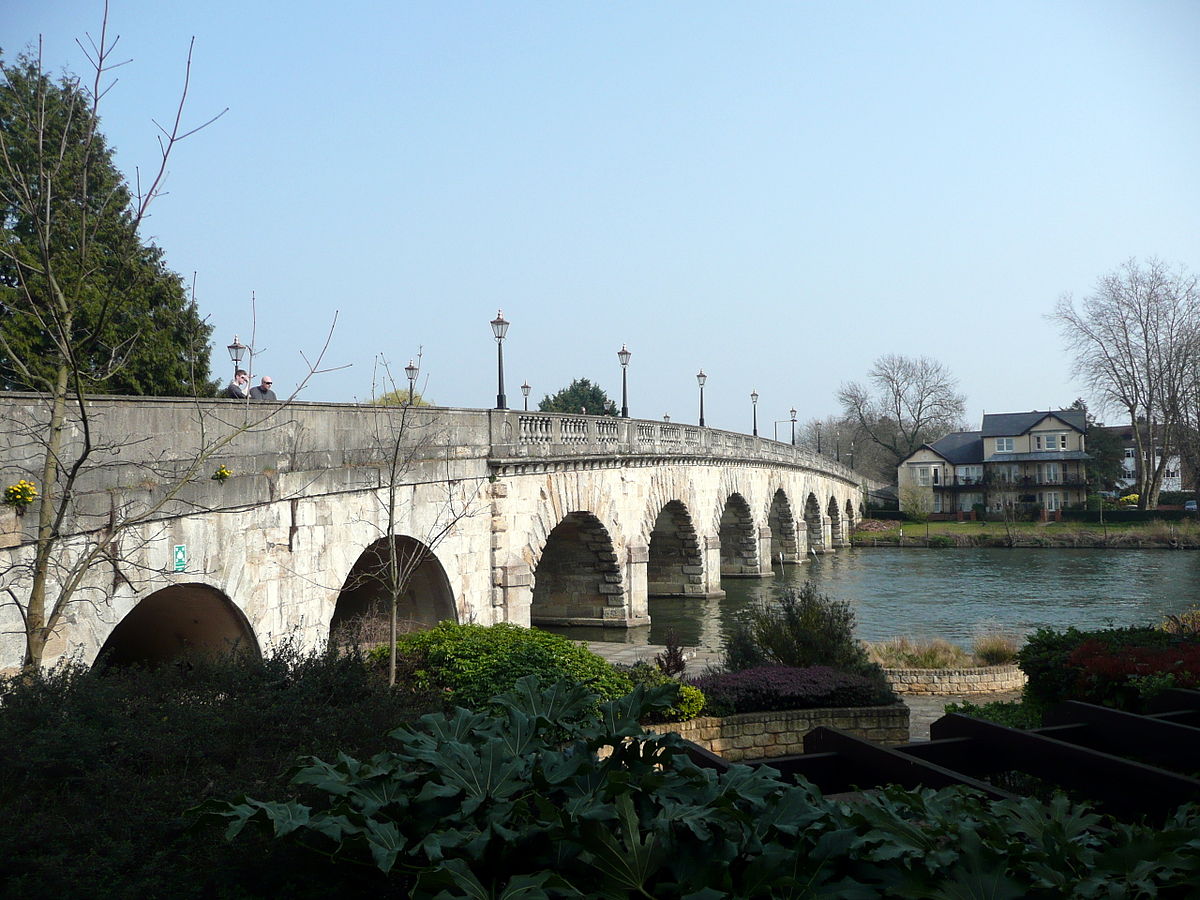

{"left": 0, "top": 13, "right": 338, "bottom": 669}
{"left": 332, "top": 356, "right": 482, "bottom": 686}
{"left": 1053, "top": 258, "right": 1200, "bottom": 510}
{"left": 838, "top": 355, "right": 967, "bottom": 473}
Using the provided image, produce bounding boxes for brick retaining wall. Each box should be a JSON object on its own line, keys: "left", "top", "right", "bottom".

{"left": 884, "top": 664, "right": 1026, "bottom": 695}
{"left": 650, "top": 703, "right": 909, "bottom": 761}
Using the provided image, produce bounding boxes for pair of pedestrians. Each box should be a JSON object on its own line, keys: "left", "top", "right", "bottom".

{"left": 223, "top": 370, "right": 277, "bottom": 400}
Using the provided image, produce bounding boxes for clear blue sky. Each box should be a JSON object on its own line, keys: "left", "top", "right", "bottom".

{"left": 5, "top": 1, "right": 1198, "bottom": 432}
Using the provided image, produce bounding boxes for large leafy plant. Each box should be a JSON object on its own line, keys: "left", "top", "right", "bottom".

{"left": 200, "top": 676, "right": 1200, "bottom": 897}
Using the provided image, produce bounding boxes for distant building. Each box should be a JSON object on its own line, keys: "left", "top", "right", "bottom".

{"left": 1096, "top": 423, "right": 1186, "bottom": 494}
{"left": 898, "top": 409, "right": 1089, "bottom": 515}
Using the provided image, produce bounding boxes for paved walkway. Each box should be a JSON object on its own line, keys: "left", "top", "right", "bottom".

{"left": 585, "top": 641, "right": 1020, "bottom": 743}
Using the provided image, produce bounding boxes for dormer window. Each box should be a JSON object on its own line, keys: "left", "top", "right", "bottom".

{"left": 995, "top": 437, "right": 1014, "bottom": 452}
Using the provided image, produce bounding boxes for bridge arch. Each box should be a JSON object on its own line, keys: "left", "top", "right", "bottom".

{"left": 647, "top": 500, "right": 702, "bottom": 597}
{"left": 827, "top": 496, "right": 845, "bottom": 547}
{"left": 530, "top": 511, "right": 623, "bottom": 625}
{"left": 767, "top": 488, "right": 799, "bottom": 565}
{"left": 804, "top": 492, "right": 825, "bottom": 553}
{"left": 719, "top": 492, "right": 760, "bottom": 575}
{"left": 844, "top": 498, "right": 857, "bottom": 535}
{"left": 330, "top": 536, "right": 455, "bottom": 646}
{"left": 94, "top": 583, "right": 259, "bottom": 669}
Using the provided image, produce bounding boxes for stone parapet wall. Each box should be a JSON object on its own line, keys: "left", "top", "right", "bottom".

{"left": 650, "top": 703, "right": 909, "bottom": 761}
{"left": 884, "top": 664, "right": 1026, "bottom": 695}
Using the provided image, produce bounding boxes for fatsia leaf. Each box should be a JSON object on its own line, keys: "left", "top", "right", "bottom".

{"left": 578, "top": 793, "right": 663, "bottom": 891}
{"left": 365, "top": 819, "right": 404, "bottom": 873}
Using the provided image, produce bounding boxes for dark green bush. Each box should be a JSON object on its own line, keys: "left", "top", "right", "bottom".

{"left": 619, "top": 661, "right": 705, "bottom": 722}
{"left": 201, "top": 676, "right": 1200, "bottom": 897}
{"left": 381, "top": 621, "right": 633, "bottom": 711}
{"left": 0, "top": 642, "right": 432, "bottom": 899}
{"left": 926, "top": 534, "right": 955, "bottom": 548}
{"left": 945, "top": 698, "right": 1043, "bottom": 729}
{"left": 692, "top": 665, "right": 895, "bottom": 715}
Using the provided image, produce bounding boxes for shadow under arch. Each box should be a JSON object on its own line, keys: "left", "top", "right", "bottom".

{"left": 330, "top": 535, "right": 456, "bottom": 646}
{"left": 648, "top": 500, "right": 702, "bottom": 597}
{"left": 531, "top": 511, "right": 622, "bottom": 626}
{"left": 719, "top": 492, "right": 760, "bottom": 576}
{"left": 804, "top": 492, "right": 824, "bottom": 553}
{"left": 768, "top": 488, "right": 799, "bottom": 564}
{"left": 827, "top": 495, "right": 844, "bottom": 547}
{"left": 94, "top": 583, "right": 259, "bottom": 670}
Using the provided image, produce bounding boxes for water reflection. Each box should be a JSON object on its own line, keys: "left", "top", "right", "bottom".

{"left": 542, "top": 548, "right": 1199, "bottom": 651}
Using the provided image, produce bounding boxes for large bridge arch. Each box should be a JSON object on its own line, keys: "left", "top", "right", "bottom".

{"left": 767, "top": 488, "right": 800, "bottom": 565}
{"left": 647, "top": 500, "right": 703, "bottom": 597}
{"left": 94, "top": 583, "right": 259, "bottom": 669}
{"left": 804, "top": 492, "right": 825, "bottom": 554}
{"left": 718, "top": 492, "right": 761, "bottom": 576}
{"left": 330, "top": 535, "right": 456, "bottom": 646}
{"left": 530, "top": 511, "right": 625, "bottom": 626}
{"left": 827, "top": 496, "right": 845, "bottom": 548}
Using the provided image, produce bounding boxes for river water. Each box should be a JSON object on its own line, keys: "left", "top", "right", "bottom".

{"left": 547, "top": 548, "right": 1200, "bottom": 652}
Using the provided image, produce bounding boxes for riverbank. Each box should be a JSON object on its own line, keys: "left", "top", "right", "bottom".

{"left": 852, "top": 518, "right": 1200, "bottom": 549}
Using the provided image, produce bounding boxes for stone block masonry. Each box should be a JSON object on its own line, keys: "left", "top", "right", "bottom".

{"left": 651, "top": 703, "right": 910, "bottom": 761}
{"left": 884, "top": 664, "right": 1027, "bottom": 695}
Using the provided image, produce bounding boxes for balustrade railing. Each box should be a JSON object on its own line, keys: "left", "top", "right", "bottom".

{"left": 490, "top": 410, "right": 856, "bottom": 480}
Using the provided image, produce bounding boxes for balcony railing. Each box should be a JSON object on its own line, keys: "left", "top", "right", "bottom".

{"left": 933, "top": 474, "right": 1088, "bottom": 491}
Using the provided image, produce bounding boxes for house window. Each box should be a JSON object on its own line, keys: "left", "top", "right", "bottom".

{"left": 995, "top": 437, "right": 1014, "bottom": 452}
{"left": 1037, "top": 462, "right": 1060, "bottom": 483}
{"left": 1035, "top": 433, "right": 1068, "bottom": 451}
{"left": 1124, "top": 448, "right": 1135, "bottom": 459}
{"left": 956, "top": 464, "right": 983, "bottom": 483}
{"left": 1043, "top": 492, "right": 1060, "bottom": 511}
{"left": 915, "top": 467, "right": 930, "bottom": 487}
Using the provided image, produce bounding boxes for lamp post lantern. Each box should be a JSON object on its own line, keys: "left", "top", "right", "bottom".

{"left": 520, "top": 380, "right": 531, "bottom": 411}
{"left": 751, "top": 390, "right": 759, "bottom": 436}
{"left": 404, "top": 358, "right": 419, "bottom": 406}
{"left": 790, "top": 407, "right": 797, "bottom": 445}
{"left": 696, "top": 369, "right": 707, "bottom": 427}
{"left": 617, "top": 344, "right": 631, "bottom": 418}
{"left": 490, "top": 309, "right": 509, "bottom": 409}
{"left": 227, "top": 334, "right": 246, "bottom": 379}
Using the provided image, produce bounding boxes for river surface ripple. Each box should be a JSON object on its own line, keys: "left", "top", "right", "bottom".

{"left": 546, "top": 547, "right": 1200, "bottom": 652}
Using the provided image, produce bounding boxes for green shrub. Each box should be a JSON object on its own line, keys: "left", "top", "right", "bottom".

{"left": 945, "top": 698, "right": 1042, "bottom": 730}
{"left": 926, "top": 534, "right": 955, "bottom": 548}
{"left": 619, "top": 662, "right": 705, "bottom": 723}
{"left": 201, "top": 676, "right": 1200, "bottom": 897}
{"left": 383, "top": 621, "right": 633, "bottom": 711}
{"left": 0, "top": 642, "right": 431, "bottom": 899}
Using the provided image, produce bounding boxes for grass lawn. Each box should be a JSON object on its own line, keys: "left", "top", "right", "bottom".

{"left": 853, "top": 517, "right": 1200, "bottom": 547}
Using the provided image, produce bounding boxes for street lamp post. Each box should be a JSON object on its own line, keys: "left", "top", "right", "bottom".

{"left": 696, "top": 369, "right": 706, "bottom": 427}
{"left": 520, "top": 381, "right": 531, "bottom": 411}
{"left": 751, "top": 390, "right": 759, "bottom": 436}
{"left": 227, "top": 334, "right": 246, "bottom": 380}
{"left": 790, "top": 407, "right": 797, "bottom": 445}
{"left": 404, "top": 358, "right": 419, "bottom": 406}
{"left": 618, "top": 344, "right": 631, "bottom": 418}
{"left": 491, "top": 310, "right": 509, "bottom": 410}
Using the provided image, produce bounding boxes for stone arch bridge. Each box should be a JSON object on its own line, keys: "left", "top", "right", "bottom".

{"left": 0, "top": 398, "right": 862, "bottom": 671}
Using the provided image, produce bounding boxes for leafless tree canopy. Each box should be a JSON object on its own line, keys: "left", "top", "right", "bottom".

{"left": 1053, "top": 257, "right": 1200, "bottom": 508}
{"left": 837, "top": 354, "right": 967, "bottom": 473}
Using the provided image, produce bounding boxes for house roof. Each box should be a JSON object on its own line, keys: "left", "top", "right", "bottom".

{"left": 981, "top": 409, "right": 1086, "bottom": 437}
{"left": 927, "top": 431, "right": 984, "bottom": 465}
